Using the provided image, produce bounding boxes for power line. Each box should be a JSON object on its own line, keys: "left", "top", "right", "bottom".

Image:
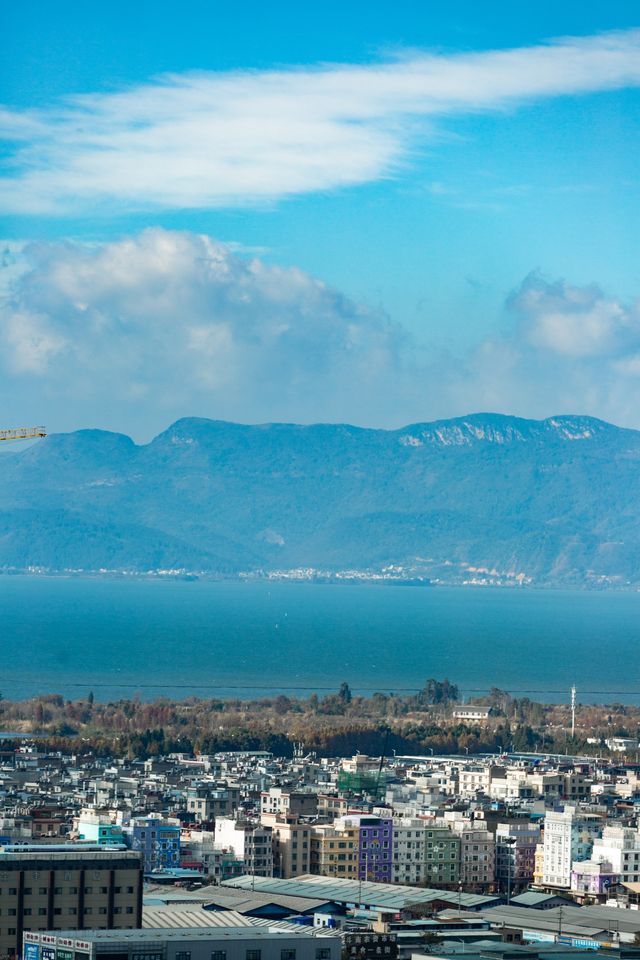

{"left": 5, "top": 680, "right": 640, "bottom": 695}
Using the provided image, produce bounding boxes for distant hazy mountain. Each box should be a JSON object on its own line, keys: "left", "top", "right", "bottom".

{"left": 1, "top": 413, "right": 639, "bottom": 587}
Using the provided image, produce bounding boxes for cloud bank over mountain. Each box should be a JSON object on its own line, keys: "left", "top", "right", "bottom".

{"left": 1, "top": 229, "right": 640, "bottom": 437}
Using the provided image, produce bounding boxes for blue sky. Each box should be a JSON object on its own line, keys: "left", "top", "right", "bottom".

{"left": 1, "top": 1, "right": 639, "bottom": 438}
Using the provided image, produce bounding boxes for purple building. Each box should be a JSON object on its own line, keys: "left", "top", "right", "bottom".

{"left": 339, "top": 814, "right": 393, "bottom": 882}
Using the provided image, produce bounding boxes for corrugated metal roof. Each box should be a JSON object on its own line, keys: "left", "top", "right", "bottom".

{"left": 144, "top": 886, "right": 329, "bottom": 913}
{"left": 142, "top": 907, "right": 300, "bottom": 931}
{"left": 476, "top": 906, "right": 606, "bottom": 938}
{"left": 222, "top": 875, "right": 499, "bottom": 910}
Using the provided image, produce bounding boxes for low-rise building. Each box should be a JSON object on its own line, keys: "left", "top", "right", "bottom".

{"left": 22, "top": 925, "right": 340, "bottom": 960}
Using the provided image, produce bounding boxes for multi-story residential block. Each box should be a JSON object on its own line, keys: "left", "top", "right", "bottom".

{"left": 495, "top": 822, "right": 541, "bottom": 895}
{"left": 570, "top": 859, "right": 618, "bottom": 898}
{"left": 451, "top": 820, "right": 495, "bottom": 891}
{"left": 310, "top": 823, "right": 358, "bottom": 879}
{"left": 591, "top": 825, "right": 640, "bottom": 883}
{"left": 424, "top": 825, "right": 460, "bottom": 888}
{"left": 392, "top": 819, "right": 427, "bottom": 885}
{"left": 569, "top": 824, "right": 640, "bottom": 895}
{"left": 260, "top": 813, "right": 311, "bottom": 878}
{"left": 73, "top": 810, "right": 125, "bottom": 846}
{"left": 186, "top": 785, "right": 240, "bottom": 821}
{"left": 0, "top": 845, "right": 142, "bottom": 958}
{"left": 260, "top": 788, "right": 318, "bottom": 818}
{"left": 541, "top": 806, "right": 602, "bottom": 888}
{"left": 336, "top": 815, "right": 393, "bottom": 882}
{"left": 128, "top": 816, "right": 180, "bottom": 873}
{"left": 317, "top": 796, "right": 349, "bottom": 819}
{"left": 533, "top": 841, "right": 545, "bottom": 887}
{"left": 179, "top": 829, "right": 244, "bottom": 881}
{"left": 214, "top": 818, "right": 273, "bottom": 877}
{"left": 457, "top": 765, "right": 505, "bottom": 799}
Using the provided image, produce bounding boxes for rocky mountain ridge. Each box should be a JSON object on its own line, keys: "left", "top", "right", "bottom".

{"left": 0, "top": 412, "right": 638, "bottom": 587}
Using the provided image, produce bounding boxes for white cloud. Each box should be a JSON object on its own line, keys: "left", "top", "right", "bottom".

{"left": 0, "top": 229, "right": 409, "bottom": 435}
{"left": 3, "top": 232, "right": 640, "bottom": 437}
{"left": 1, "top": 30, "right": 640, "bottom": 214}
{"left": 446, "top": 273, "right": 640, "bottom": 426}
{"left": 508, "top": 272, "right": 640, "bottom": 358}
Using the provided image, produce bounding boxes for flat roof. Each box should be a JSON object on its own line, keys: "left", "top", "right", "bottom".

{"left": 222, "top": 875, "right": 499, "bottom": 911}
{"left": 27, "top": 926, "right": 336, "bottom": 944}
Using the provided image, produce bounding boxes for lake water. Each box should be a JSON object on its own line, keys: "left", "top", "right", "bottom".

{"left": 1, "top": 577, "right": 639, "bottom": 703}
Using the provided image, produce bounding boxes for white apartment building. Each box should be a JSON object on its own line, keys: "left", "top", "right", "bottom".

{"left": 542, "top": 806, "right": 602, "bottom": 888}
{"left": 214, "top": 817, "right": 273, "bottom": 876}
{"left": 590, "top": 825, "right": 640, "bottom": 883}
{"left": 457, "top": 764, "right": 505, "bottom": 799}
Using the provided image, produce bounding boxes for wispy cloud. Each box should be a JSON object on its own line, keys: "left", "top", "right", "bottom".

{"left": 1, "top": 30, "right": 640, "bottom": 215}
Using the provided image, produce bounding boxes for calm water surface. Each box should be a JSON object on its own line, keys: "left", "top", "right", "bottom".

{"left": 1, "top": 577, "right": 639, "bottom": 702}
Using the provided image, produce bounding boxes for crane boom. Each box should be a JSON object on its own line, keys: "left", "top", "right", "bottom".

{"left": 0, "top": 426, "right": 47, "bottom": 442}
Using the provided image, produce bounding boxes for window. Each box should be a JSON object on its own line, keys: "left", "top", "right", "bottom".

{"left": 24, "top": 887, "right": 32, "bottom": 895}
{"left": 281, "top": 950, "right": 296, "bottom": 960}
{"left": 39, "top": 887, "right": 47, "bottom": 895}
{"left": 23, "top": 908, "right": 32, "bottom": 916}
{"left": 211, "top": 951, "right": 227, "bottom": 960}
{"left": 38, "top": 908, "right": 47, "bottom": 916}
{"left": 175, "top": 953, "right": 191, "bottom": 960}
{"left": 85, "top": 908, "right": 93, "bottom": 915}
{"left": 246, "top": 951, "right": 262, "bottom": 960}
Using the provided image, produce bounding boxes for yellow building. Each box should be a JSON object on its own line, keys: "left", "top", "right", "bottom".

{"left": 533, "top": 840, "right": 545, "bottom": 887}
{"left": 310, "top": 824, "right": 358, "bottom": 878}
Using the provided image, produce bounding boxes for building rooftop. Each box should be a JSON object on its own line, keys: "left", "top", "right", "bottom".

{"left": 509, "top": 893, "right": 575, "bottom": 908}
{"left": 222, "top": 875, "right": 500, "bottom": 910}
{"left": 26, "top": 926, "right": 335, "bottom": 944}
{"left": 145, "top": 886, "right": 331, "bottom": 914}
{"left": 142, "top": 907, "right": 309, "bottom": 932}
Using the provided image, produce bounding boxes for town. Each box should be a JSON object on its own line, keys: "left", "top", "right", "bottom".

{"left": 5, "top": 732, "right": 640, "bottom": 960}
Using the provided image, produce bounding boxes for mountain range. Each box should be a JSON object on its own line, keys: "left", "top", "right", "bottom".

{"left": 0, "top": 413, "right": 638, "bottom": 587}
